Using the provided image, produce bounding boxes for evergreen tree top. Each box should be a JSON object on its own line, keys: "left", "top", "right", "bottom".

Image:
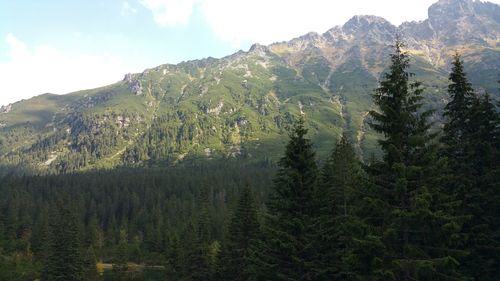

{"left": 443, "top": 53, "right": 475, "bottom": 126}
{"left": 369, "top": 39, "right": 429, "bottom": 165}
{"left": 279, "top": 116, "right": 316, "bottom": 171}
{"left": 448, "top": 53, "right": 474, "bottom": 99}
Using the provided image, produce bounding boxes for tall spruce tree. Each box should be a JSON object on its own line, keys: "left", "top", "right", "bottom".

{"left": 41, "top": 204, "right": 85, "bottom": 281}
{"left": 31, "top": 206, "right": 49, "bottom": 261}
{"left": 316, "top": 134, "right": 366, "bottom": 280}
{"left": 463, "top": 93, "right": 500, "bottom": 281}
{"left": 176, "top": 188, "right": 214, "bottom": 281}
{"left": 219, "top": 185, "right": 260, "bottom": 281}
{"left": 254, "top": 117, "right": 320, "bottom": 281}
{"left": 367, "top": 40, "right": 464, "bottom": 280}
{"left": 181, "top": 222, "right": 211, "bottom": 281}
{"left": 441, "top": 54, "right": 500, "bottom": 280}
{"left": 441, "top": 53, "right": 476, "bottom": 193}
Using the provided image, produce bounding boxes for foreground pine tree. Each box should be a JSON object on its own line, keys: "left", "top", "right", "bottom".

{"left": 463, "top": 93, "right": 500, "bottom": 281}
{"left": 41, "top": 204, "right": 84, "bottom": 281}
{"left": 254, "top": 117, "right": 320, "bottom": 281}
{"left": 441, "top": 54, "right": 477, "bottom": 194}
{"left": 441, "top": 54, "right": 500, "bottom": 280}
{"left": 367, "top": 40, "right": 464, "bottom": 280}
{"left": 218, "top": 185, "right": 260, "bottom": 281}
{"left": 178, "top": 189, "right": 213, "bottom": 281}
{"left": 315, "top": 134, "right": 367, "bottom": 280}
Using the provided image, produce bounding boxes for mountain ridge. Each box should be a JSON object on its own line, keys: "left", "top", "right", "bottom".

{"left": 0, "top": 0, "right": 498, "bottom": 174}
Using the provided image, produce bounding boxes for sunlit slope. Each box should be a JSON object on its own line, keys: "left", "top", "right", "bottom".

{"left": 0, "top": 0, "right": 498, "bottom": 173}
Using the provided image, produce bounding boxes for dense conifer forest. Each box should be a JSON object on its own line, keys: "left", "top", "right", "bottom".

{"left": 0, "top": 42, "right": 498, "bottom": 280}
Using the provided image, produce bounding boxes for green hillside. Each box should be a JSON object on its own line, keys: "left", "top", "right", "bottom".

{"left": 1, "top": 7, "right": 499, "bottom": 174}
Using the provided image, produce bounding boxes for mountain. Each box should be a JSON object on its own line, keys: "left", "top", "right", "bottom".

{"left": 1, "top": 0, "right": 499, "bottom": 174}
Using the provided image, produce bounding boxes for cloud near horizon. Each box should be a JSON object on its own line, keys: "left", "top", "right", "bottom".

{"left": 0, "top": 34, "right": 134, "bottom": 106}
{"left": 140, "top": 0, "right": 197, "bottom": 26}
{"left": 121, "top": 1, "right": 138, "bottom": 16}
{"left": 140, "top": 0, "right": 438, "bottom": 47}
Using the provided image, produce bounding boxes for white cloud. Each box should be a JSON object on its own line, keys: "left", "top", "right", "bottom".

{"left": 199, "top": 0, "right": 439, "bottom": 46}
{"left": 121, "top": 1, "right": 138, "bottom": 16}
{"left": 140, "top": 0, "right": 198, "bottom": 26}
{"left": 141, "top": 0, "right": 438, "bottom": 46}
{"left": 0, "top": 34, "right": 134, "bottom": 106}
{"left": 199, "top": 0, "right": 338, "bottom": 47}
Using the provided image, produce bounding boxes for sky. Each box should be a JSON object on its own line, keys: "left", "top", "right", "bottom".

{"left": 0, "top": 0, "right": 498, "bottom": 106}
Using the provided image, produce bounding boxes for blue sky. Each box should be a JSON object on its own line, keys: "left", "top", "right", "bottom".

{"left": 0, "top": 1, "right": 236, "bottom": 66}
{"left": 1, "top": 0, "right": 498, "bottom": 106}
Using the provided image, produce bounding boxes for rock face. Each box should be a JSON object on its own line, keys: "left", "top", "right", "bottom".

{"left": 403, "top": 0, "right": 500, "bottom": 44}
{"left": 130, "top": 80, "right": 143, "bottom": 95}
{"left": 123, "top": 73, "right": 133, "bottom": 83}
{"left": 0, "top": 0, "right": 498, "bottom": 173}
{"left": 265, "top": 0, "right": 499, "bottom": 78}
{"left": 124, "top": 73, "right": 143, "bottom": 95}
{"left": 0, "top": 104, "right": 12, "bottom": 114}
{"left": 342, "top": 15, "right": 396, "bottom": 41}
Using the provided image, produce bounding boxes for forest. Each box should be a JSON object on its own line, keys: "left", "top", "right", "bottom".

{"left": 0, "top": 41, "right": 499, "bottom": 281}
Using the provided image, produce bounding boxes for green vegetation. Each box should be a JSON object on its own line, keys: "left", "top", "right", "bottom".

{"left": 0, "top": 160, "right": 275, "bottom": 281}
{"left": 1, "top": 22, "right": 498, "bottom": 174}
{"left": 42, "top": 204, "right": 85, "bottom": 281}
{"left": 315, "top": 134, "right": 366, "bottom": 280}
{"left": 0, "top": 34, "right": 498, "bottom": 281}
{"left": 253, "top": 118, "right": 321, "bottom": 281}
{"left": 366, "top": 41, "right": 464, "bottom": 279}
{"left": 441, "top": 54, "right": 500, "bottom": 281}
{"left": 217, "top": 185, "right": 260, "bottom": 281}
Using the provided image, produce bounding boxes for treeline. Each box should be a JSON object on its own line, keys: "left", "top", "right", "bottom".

{"left": 0, "top": 41, "right": 499, "bottom": 281}
{"left": 0, "top": 161, "right": 275, "bottom": 280}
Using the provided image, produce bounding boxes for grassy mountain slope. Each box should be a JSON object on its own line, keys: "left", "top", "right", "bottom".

{"left": 0, "top": 0, "right": 498, "bottom": 174}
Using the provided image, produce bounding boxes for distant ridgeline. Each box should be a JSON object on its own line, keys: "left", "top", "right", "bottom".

{"left": 0, "top": 0, "right": 499, "bottom": 174}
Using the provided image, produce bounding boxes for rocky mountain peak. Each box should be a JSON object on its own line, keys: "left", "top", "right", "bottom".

{"left": 339, "top": 15, "right": 397, "bottom": 45}
{"left": 427, "top": 0, "right": 500, "bottom": 30}
{"left": 343, "top": 15, "right": 395, "bottom": 34}
{"left": 401, "top": 0, "right": 500, "bottom": 45}
{"left": 268, "top": 31, "right": 327, "bottom": 54}
{"left": 428, "top": 0, "right": 476, "bottom": 20}
{"left": 299, "top": 32, "right": 323, "bottom": 41}
{"left": 249, "top": 43, "right": 270, "bottom": 56}
{"left": 0, "top": 104, "right": 12, "bottom": 114}
{"left": 428, "top": 0, "right": 476, "bottom": 30}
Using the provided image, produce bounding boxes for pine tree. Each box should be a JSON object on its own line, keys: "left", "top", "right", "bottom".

{"left": 441, "top": 53, "right": 476, "bottom": 194}
{"left": 82, "top": 245, "right": 99, "bottom": 281}
{"left": 219, "top": 185, "right": 260, "bottom": 281}
{"left": 176, "top": 188, "right": 214, "bottom": 281}
{"left": 441, "top": 54, "right": 500, "bottom": 280}
{"left": 31, "top": 206, "right": 49, "bottom": 261}
{"left": 467, "top": 93, "right": 500, "bottom": 280}
{"left": 315, "top": 134, "right": 367, "bottom": 280}
{"left": 461, "top": 93, "right": 500, "bottom": 280}
{"left": 181, "top": 223, "right": 211, "bottom": 281}
{"left": 197, "top": 186, "right": 213, "bottom": 246}
{"left": 41, "top": 204, "right": 85, "bottom": 281}
{"left": 254, "top": 117, "right": 320, "bottom": 281}
{"left": 164, "top": 233, "right": 181, "bottom": 279}
{"left": 112, "top": 228, "right": 128, "bottom": 281}
{"left": 367, "top": 40, "right": 464, "bottom": 280}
